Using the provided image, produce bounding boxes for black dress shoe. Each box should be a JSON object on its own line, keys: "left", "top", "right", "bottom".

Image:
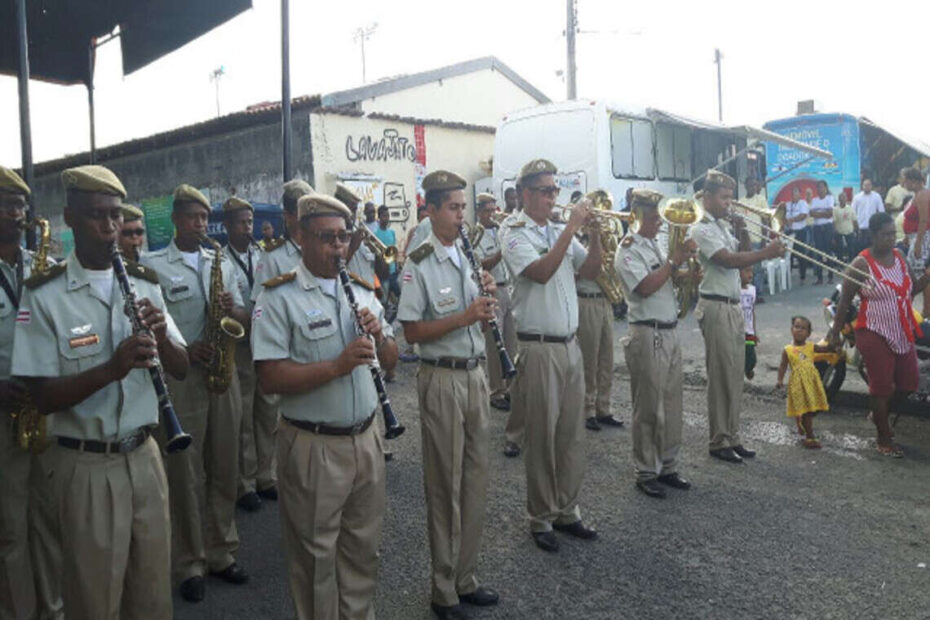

{"left": 459, "top": 586, "right": 500, "bottom": 606}
{"left": 595, "top": 415, "right": 624, "bottom": 428}
{"left": 636, "top": 479, "right": 667, "bottom": 498}
{"left": 257, "top": 486, "right": 278, "bottom": 501}
{"left": 179, "top": 576, "right": 205, "bottom": 602}
{"left": 532, "top": 531, "right": 560, "bottom": 552}
{"left": 709, "top": 447, "right": 743, "bottom": 463}
{"left": 585, "top": 417, "right": 601, "bottom": 431}
{"left": 236, "top": 492, "right": 262, "bottom": 512}
{"left": 431, "top": 603, "right": 470, "bottom": 619}
{"left": 210, "top": 563, "right": 249, "bottom": 585}
{"left": 503, "top": 441, "right": 521, "bottom": 458}
{"left": 657, "top": 472, "right": 692, "bottom": 490}
{"left": 490, "top": 396, "right": 511, "bottom": 411}
{"left": 732, "top": 445, "right": 756, "bottom": 459}
{"left": 552, "top": 520, "right": 598, "bottom": 540}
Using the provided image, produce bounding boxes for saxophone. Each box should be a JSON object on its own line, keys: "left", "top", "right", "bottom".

{"left": 201, "top": 235, "right": 245, "bottom": 393}
{"left": 11, "top": 218, "right": 51, "bottom": 452}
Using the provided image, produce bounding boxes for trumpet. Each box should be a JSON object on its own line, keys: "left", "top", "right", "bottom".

{"left": 729, "top": 200, "right": 872, "bottom": 284}
{"left": 658, "top": 197, "right": 704, "bottom": 318}
{"left": 356, "top": 226, "right": 399, "bottom": 265}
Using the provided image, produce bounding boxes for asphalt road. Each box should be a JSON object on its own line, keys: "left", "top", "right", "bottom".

{"left": 174, "top": 281, "right": 930, "bottom": 619}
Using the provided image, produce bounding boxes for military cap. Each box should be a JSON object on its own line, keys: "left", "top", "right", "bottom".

{"left": 61, "top": 165, "right": 127, "bottom": 199}
{"left": 297, "top": 194, "right": 352, "bottom": 220}
{"left": 173, "top": 184, "right": 211, "bottom": 211}
{"left": 704, "top": 169, "right": 736, "bottom": 190}
{"left": 0, "top": 166, "right": 30, "bottom": 196}
{"left": 630, "top": 189, "right": 664, "bottom": 209}
{"left": 476, "top": 192, "right": 496, "bottom": 205}
{"left": 121, "top": 204, "right": 144, "bottom": 221}
{"left": 422, "top": 170, "right": 467, "bottom": 192}
{"left": 518, "top": 158, "right": 558, "bottom": 184}
{"left": 334, "top": 182, "right": 362, "bottom": 206}
{"left": 223, "top": 196, "right": 253, "bottom": 214}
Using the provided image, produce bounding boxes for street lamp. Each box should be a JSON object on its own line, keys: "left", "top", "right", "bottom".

{"left": 210, "top": 65, "right": 226, "bottom": 117}
{"left": 352, "top": 22, "right": 378, "bottom": 84}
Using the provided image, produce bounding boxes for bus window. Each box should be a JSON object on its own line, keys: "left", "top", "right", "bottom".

{"left": 656, "top": 122, "right": 693, "bottom": 181}
{"left": 610, "top": 115, "right": 655, "bottom": 179}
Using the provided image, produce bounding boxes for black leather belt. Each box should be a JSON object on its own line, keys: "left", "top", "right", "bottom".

{"left": 699, "top": 293, "right": 739, "bottom": 305}
{"left": 284, "top": 413, "right": 374, "bottom": 436}
{"left": 517, "top": 332, "right": 576, "bottom": 343}
{"left": 631, "top": 320, "right": 678, "bottom": 329}
{"left": 421, "top": 358, "right": 481, "bottom": 370}
{"left": 577, "top": 292, "right": 606, "bottom": 299}
{"left": 57, "top": 428, "right": 150, "bottom": 455}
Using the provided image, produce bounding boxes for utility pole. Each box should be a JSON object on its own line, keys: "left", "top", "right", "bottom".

{"left": 15, "top": 0, "right": 35, "bottom": 248}
{"left": 714, "top": 48, "right": 723, "bottom": 122}
{"left": 353, "top": 23, "right": 378, "bottom": 84}
{"left": 565, "top": 0, "right": 577, "bottom": 100}
{"left": 210, "top": 66, "right": 225, "bottom": 117}
{"left": 281, "top": 0, "right": 292, "bottom": 182}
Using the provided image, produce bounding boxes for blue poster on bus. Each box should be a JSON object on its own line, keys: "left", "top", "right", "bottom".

{"left": 764, "top": 114, "right": 859, "bottom": 205}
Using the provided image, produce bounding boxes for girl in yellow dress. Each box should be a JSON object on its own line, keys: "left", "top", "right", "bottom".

{"left": 776, "top": 316, "right": 832, "bottom": 449}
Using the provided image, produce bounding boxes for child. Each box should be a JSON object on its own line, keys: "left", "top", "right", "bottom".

{"left": 776, "top": 316, "right": 831, "bottom": 449}
{"left": 740, "top": 267, "right": 758, "bottom": 379}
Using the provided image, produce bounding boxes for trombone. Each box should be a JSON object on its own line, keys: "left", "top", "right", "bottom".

{"left": 357, "top": 226, "right": 399, "bottom": 265}
{"left": 729, "top": 200, "right": 872, "bottom": 284}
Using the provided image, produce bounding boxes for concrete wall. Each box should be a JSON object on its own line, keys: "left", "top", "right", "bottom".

{"left": 309, "top": 110, "right": 494, "bottom": 242}
{"left": 358, "top": 70, "right": 538, "bottom": 128}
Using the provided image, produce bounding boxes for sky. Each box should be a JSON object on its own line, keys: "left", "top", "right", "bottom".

{"left": 2, "top": 0, "right": 929, "bottom": 169}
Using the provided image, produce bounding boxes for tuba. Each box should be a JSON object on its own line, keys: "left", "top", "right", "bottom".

{"left": 201, "top": 235, "right": 245, "bottom": 393}
{"left": 11, "top": 219, "right": 51, "bottom": 452}
{"left": 659, "top": 197, "right": 704, "bottom": 318}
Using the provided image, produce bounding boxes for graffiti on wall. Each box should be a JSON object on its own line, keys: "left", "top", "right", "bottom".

{"left": 383, "top": 182, "right": 411, "bottom": 223}
{"left": 345, "top": 128, "right": 417, "bottom": 163}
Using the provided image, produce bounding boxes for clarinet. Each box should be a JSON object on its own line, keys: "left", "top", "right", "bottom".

{"left": 111, "top": 245, "right": 193, "bottom": 453}
{"left": 336, "top": 258, "right": 405, "bottom": 440}
{"left": 458, "top": 225, "right": 518, "bottom": 379}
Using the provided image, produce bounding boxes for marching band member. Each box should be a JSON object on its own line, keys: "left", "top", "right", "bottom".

{"left": 251, "top": 179, "right": 314, "bottom": 298}
{"left": 119, "top": 203, "right": 146, "bottom": 261}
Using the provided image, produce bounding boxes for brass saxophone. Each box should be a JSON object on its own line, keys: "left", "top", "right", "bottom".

{"left": 201, "top": 235, "right": 245, "bottom": 393}
{"left": 11, "top": 218, "right": 51, "bottom": 452}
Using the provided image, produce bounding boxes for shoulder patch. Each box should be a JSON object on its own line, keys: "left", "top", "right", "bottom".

{"left": 264, "top": 237, "right": 287, "bottom": 252}
{"left": 408, "top": 242, "right": 435, "bottom": 264}
{"left": 262, "top": 271, "right": 297, "bottom": 288}
{"left": 124, "top": 259, "right": 160, "bottom": 284}
{"left": 620, "top": 236, "right": 634, "bottom": 248}
{"left": 349, "top": 273, "right": 375, "bottom": 291}
{"left": 24, "top": 262, "right": 67, "bottom": 290}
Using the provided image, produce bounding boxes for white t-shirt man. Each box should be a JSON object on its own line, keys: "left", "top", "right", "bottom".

{"left": 810, "top": 194, "right": 835, "bottom": 225}
{"left": 852, "top": 190, "right": 885, "bottom": 229}
{"left": 785, "top": 200, "right": 810, "bottom": 232}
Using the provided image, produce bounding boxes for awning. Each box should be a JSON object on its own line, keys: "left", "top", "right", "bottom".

{"left": 859, "top": 117, "right": 930, "bottom": 160}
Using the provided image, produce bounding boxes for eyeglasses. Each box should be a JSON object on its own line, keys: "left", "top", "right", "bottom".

{"left": 121, "top": 228, "right": 145, "bottom": 237}
{"left": 0, "top": 203, "right": 27, "bottom": 214}
{"left": 307, "top": 230, "right": 350, "bottom": 245}
{"left": 527, "top": 186, "right": 560, "bottom": 198}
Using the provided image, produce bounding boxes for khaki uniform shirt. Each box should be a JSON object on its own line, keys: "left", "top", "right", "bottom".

{"left": 251, "top": 238, "right": 301, "bottom": 301}
{"left": 501, "top": 210, "right": 587, "bottom": 337}
{"left": 1, "top": 249, "right": 54, "bottom": 380}
{"left": 397, "top": 233, "right": 485, "bottom": 360}
{"left": 615, "top": 234, "right": 677, "bottom": 323}
{"left": 226, "top": 241, "right": 262, "bottom": 313}
{"left": 406, "top": 218, "right": 433, "bottom": 255}
{"left": 347, "top": 242, "right": 376, "bottom": 287}
{"left": 689, "top": 211, "right": 741, "bottom": 299}
{"left": 140, "top": 239, "right": 244, "bottom": 345}
{"left": 251, "top": 262, "right": 393, "bottom": 426}
{"left": 12, "top": 252, "right": 185, "bottom": 440}
{"left": 473, "top": 225, "right": 510, "bottom": 285}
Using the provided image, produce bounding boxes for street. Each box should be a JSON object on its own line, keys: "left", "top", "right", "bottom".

{"left": 175, "top": 282, "right": 930, "bottom": 619}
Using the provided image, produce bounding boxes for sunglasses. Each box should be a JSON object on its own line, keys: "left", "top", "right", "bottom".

{"left": 307, "top": 230, "right": 350, "bottom": 245}
{"left": 527, "top": 186, "right": 560, "bottom": 198}
{"left": 121, "top": 228, "right": 145, "bottom": 237}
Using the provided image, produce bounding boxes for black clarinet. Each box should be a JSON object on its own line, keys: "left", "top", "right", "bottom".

{"left": 458, "top": 225, "right": 517, "bottom": 379}
{"left": 336, "top": 258, "right": 405, "bottom": 440}
{"left": 111, "top": 245, "right": 192, "bottom": 453}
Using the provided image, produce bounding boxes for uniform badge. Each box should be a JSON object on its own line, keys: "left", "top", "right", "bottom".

{"left": 69, "top": 334, "right": 99, "bottom": 348}
{"left": 252, "top": 306, "right": 262, "bottom": 321}
{"left": 439, "top": 287, "right": 452, "bottom": 294}
{"left": 70, "top": 323, "right": 92, "bottom": 335}
{"left": 15, "top": 309, "right": 30, "bottom": 324}
{"left": 169, "top": 275, "right": 184, "bottom": 283}
{"left": 170, "top": 285, "right": 189, "bottom": 294}
{"left": 402, "top": 271, "right": 413, "bottom": 283}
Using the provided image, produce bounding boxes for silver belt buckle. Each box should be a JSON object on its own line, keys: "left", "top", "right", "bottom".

{"left": 350, "top": 419, "right": 366, "bottom": 435}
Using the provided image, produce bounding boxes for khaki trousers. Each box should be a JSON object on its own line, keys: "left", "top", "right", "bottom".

{"left": 235, "top": 343, "right": 279, "bottom": 496}
{"left": 0, "top": 418, "right": 62, "bottom": 620}
{"left": 623, "top": 325, "right": 683, "bottom": 481}
{"left": 695, "top": 298, "right": 745, "bottom": 450}
{"left": 277, "top": 420, "right": 385, "bottom": 620}
{"left": 577, "top": 296, "right": 615, "bottom": 417}
{"left": 416, "top": 365, "right": 490, "bottom": 607}
{"left": 162, "top": 365, "right": 242, "bottom": 581}
{"left": 513, "top": 339, "right": 586, "bottom": 533}
{"left": 484, "top": 286, "right": 517, "bottom": 399}
{"left": 51, "top": 436, "right": 171, "bottom": 619}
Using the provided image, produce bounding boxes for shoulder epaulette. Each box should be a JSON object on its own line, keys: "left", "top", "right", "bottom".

{"left": 264, "top": 237, "right": 287, "bottom": 252}
{"left": 506, "top": 220, "right": 526, "bottom": 228}
{"left": 124, "top": 259, "right": 160, "bottom": 284}
{"left": 24, "top": 262, "right": 67, "bottom": 290}
{"left": 408, "top": 242, "right": 435, "bottom": 264}
{"left": 349, "top": 273, "right": 375, "bottom": 291}
{"left": 620, "top": 235, "right": 634, "bottom": 248}
{"left": 146, "top": 247, "right": 168, "bottom": 256}
{"left": 262, "top": 271, "right": 297, "bottom": 288}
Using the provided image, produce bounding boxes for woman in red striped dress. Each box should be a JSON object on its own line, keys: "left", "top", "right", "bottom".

{"left": 829, "top": 212, "right": 930, "bottom": 457}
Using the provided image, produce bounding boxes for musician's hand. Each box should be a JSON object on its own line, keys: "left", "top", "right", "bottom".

{"left": 136, "top": 298, "right": 168, "bottom": 344}
{"left": 0, "top": 379, "right": 26, "bottom": 405}
{"left": 463, "top": 295, "right": 497, "bottom": 326}
{"left": 480, "top": 270, "right": 497, "bottom": 295}
{"left": 109, "top": 333, "right": 158, "bottom": 379}
{"left": 349, "top": 228, "right": 365, "bottom": 253}
{"left": 567, "top": 199, "right": 591, "bottom": 233}
{"left": 670, "top": 239, "right": 696, "bottom": 267}
{"left": 218, "top": 291, "right": 234, "bottom": 314}
{"left": 729, "top": 213, "right": 746, "bottom": 230}
{"left": 763, "top": 240, "right": 786, "bottom": 259}
{"left": 357, "top": 307, "right": 383, "bottom": 341}
{"left": 336, "top": 337, "right": 376, "bottom": 375}
{"left": 188, "top": 340, "right": 215, "bottom": 366}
